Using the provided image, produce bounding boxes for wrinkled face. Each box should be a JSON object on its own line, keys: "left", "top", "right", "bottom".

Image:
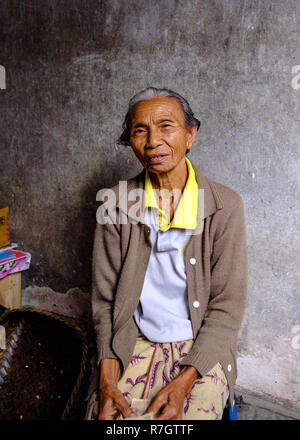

{"left": 129, "top": 96, "right": 197, "bottom": 174}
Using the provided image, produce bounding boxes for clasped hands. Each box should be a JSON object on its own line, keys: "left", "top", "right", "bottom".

{"left": 98, "top": 358, "right": 198, "bottom": 420}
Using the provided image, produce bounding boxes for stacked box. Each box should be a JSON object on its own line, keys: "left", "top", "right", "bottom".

{"left": 0, "top": 206, "right": 10, "bottom": 249}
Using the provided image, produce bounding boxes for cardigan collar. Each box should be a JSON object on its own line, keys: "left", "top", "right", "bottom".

{"left": 114, "top": 161, "right": 224, "bottom": 228}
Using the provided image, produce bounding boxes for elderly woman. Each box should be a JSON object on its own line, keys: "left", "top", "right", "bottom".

{"left": 84, "top": 87, "right": 248, "bottom": 420}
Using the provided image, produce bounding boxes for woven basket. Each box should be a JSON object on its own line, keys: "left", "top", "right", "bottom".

{"left": 0, "top": 307, "right": 94, "bottom": 420}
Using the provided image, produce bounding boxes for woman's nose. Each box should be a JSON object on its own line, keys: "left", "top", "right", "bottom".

{"left": 146, "top": 127, "right": 161, "bottom": 148}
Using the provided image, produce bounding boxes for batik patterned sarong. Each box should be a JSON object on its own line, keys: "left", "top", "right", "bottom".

{"left": 85, "top": 336, "right": 229, "bottom": 420}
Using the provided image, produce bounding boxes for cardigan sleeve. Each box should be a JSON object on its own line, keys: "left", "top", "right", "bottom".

{"left": 91, "top": 217, "right": 121, "bottom": 367}
{"left": 179, "top": 196, "right": 248, "bottom": 377}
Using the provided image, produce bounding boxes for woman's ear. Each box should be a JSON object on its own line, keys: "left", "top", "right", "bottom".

{"left": 186, "top": 126, "right": 198, "bottom": 152}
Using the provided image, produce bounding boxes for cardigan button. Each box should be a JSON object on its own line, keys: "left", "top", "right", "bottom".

{"left": 190, "top": 258, "right": 196, "bottom": 265}
{"left": 227, "top": 364, "right": 232, "bottom": 372}
{"left": 193, "top": 301, "right": 200, "bottom": 308}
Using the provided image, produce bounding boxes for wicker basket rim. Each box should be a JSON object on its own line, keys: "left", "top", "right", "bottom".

{"left": 0, "top": 307, "right": 91, "bottom": 420}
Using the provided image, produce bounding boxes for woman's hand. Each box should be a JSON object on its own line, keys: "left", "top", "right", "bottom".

{"left": 98, "top": 381, "right": 136, "bottom": 420}
{"left": 98, "top": 358, "right": 136, "bottom": 420}
{"left": 145, "top": 366, "right": 198, "bottom": 420}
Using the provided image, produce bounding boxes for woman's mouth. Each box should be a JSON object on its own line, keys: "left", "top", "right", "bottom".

{"left": 147, "top": 154, "right": 168, "bottom": 164}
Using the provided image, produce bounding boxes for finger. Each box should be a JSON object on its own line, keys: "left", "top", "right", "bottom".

{"left": 98, "top": 412, "right": 115, "bottom": 420}
{"left": 98, "top": 405, "right": 119, "bottom": 420}
{"left": 115, "top": 394, "right": 136, "bottom": 418}
{"left": 100, "top": 385, "right": 135, "bottom": 419}
{"left": 146, "top": 394, "right": 167, "bottom": 417}
{"left": 155, "top": 404, "right": 178, "bottom": 420}
{"left": 98, "top": 398, "right": 119, "bottom": 420}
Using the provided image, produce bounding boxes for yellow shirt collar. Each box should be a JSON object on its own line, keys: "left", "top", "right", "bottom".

{"left": 143, "top": 157, "right": 198, "bottom": 231}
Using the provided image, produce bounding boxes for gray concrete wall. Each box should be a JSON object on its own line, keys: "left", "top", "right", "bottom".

{"left": 0, "top": 0, "right": 299, "bottom": 409}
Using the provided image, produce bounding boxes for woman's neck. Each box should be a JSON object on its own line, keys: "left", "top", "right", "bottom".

{"left": 149, "top": 158, "right": 188, "bottom": 193}
{"left": 148, "top": 158, "right": 188, "bottom": 222}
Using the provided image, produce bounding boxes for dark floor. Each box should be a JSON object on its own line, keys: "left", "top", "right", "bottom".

{"left": 235, "top": 393, "right": 299, "bottom": 420}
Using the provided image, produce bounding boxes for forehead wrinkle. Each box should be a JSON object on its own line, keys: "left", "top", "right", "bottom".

{"left": 132, "top": 116, "right": 175, "bottom": 129}
{"left": 131, "top": 100, "right": 185, "bottom": 128}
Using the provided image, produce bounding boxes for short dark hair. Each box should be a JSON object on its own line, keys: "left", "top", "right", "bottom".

{"left": 117, "top": 87, "right": 200, "bottom": 154}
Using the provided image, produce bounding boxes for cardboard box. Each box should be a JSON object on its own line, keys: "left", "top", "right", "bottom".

{"left": 0, "top": 206, "right": 10, "bottom": 249}
{"left": 0, "top": 272, "right": 21, "bottom": 309}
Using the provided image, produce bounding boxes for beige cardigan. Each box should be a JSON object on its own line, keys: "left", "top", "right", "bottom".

{"left": 91, "top": 162, "right": 248, "bottom": 409}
